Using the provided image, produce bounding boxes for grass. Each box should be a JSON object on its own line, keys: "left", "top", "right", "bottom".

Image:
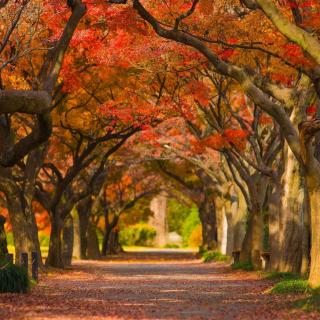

{"left": 270, "top": 279, "right": 310, "bottom": 294}
{"left": 164, "top": 244, "right": 180, "bottom": 249}
{"left": 269, "top": 279, "right": 320, "bottom": 312}
{"left": 232, "top": 261, "right": 254, "bottom": 271}
{"left": 202, "top": 251, "right": 230, "bottom": 263}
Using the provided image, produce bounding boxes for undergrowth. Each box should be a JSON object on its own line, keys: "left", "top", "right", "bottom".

{"left": 0, "top": 260, "right": 29, "bottom": 293}
{"left": 202, "top": 251, "right": 229, "bottom": 263}
{"left": 232, "top": 261, "right": 254, "bottom": 271}
{"left": 270, "top": 280, "right": 309, "bottom": 294}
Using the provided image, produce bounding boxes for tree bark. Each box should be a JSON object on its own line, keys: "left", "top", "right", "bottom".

{"left": 107, "top": 230, "right": 123, "bottom": 254}
{"left": 46, "top": 216, "right": 64, "bottom": 268}
{"left": 86, "top": 223, "right": 101, "bottom": 260}
{"left": 307, "top": 184, "right": 320, "bottom": 287}
{"left": 77, "top": 197, "right": 91, "bottom": 259}
{"left": 72, "top": 207, "right": 81, "bottom": 260}
{"left": 299, "top": 119, "right": 320, "bottom": 287}
{"left": 239, "top": 175, "right": 268, "bottom": 269}
{"left": 5, "top": 189, "right": 42, "bottom": 266}
{"left": 268, "top": 182, "right": 281, "bottom": 271}
{"left": 102, "top": 214, "right": 119, "bottom": 256}
{"left": 239, "top": 203, "right": 264, "bottom": 269}
{"left": 0, "top": 215, "right": 8, "bottom": 260}
{"left": 62, "top": 214, "right": 74, "bottom": 267}
{"left": 278, "top": 145, "right": 304, "bottom": 273}
{"left": 301, "top": 188, "right": 310, "bottom": 275}
{"left": 199, "top": 195, "right": 217, "bottom": 251}
{"left": 233, "top": 189, "right": 247, "bottom": 252}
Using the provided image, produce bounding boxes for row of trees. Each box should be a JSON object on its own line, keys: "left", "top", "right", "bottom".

{"left": 2, "top": 0, "right": 320, "bottom": 289}
{"left": 130, "top": 0, "right": 320, "bottom": 288}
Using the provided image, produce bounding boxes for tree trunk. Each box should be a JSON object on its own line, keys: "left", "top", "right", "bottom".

{"left": 101, "top": 225, "right": 112, "bottom": 256}
{"left": 101, "top": 214, "right": 120, "bottom": 256}
{"left": 6, "top": 191, "right": 42, "bottom": 266}
{"left": 108, "top": 230, "right": 123, "bottom": 254}
{"left": 239, "top": 176, "right": 268, "bottom": 269}
{"left": 240, "top": 203, "right": 264, "bottom": 269}
{"left": 72, "top": 207, "right": 81, "bottom": 260}
{"left": 233, "top": 189, "right": 247, "bottom": 252}
{"left": 278, "top": 146, "right": 304, "bottom": 273}
{"left": 77, "top": 198, "right": 91, "bottom": 259}
{"left": 307, "top": 181, "right": 320, "bottom": 287}
{"left": 0, "top": 215, "right": 8, "bottom": 260}
{"left": 199, "top": 196, "right": 217, "bottom": 251}
{"left": 86, "top": 224, "right": 101, "bottom": 260}
{"left": 268, "top": 182, "right": 281, "bottom": 271}
{"left": 62, "top": 214, "right": 74, "bottom": 267}
{"left": 301, "top": 188, "right": 310, "bottom": 275}
{"left": 224, "top": 197, "right": 236, "bottom": 256}
{"left": 46, "top": 216, "right": 64, "bottom": 268}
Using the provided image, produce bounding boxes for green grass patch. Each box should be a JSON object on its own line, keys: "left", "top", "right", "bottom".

{"left": 232, "top": 261, "right": 254, "bottom": 271}
{"left": 202, "top": 251, "right": 229, "bottom": 263}
{"left": 270, "top": 279, "right": 310, "bottom": 294}
{"left": 264, "top": 271, "right": 301, "bottom": 281}
{"left": 164, "top": 244, "right": 180, "bottom": 249}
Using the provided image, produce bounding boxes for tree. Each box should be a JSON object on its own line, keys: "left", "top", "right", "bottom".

{"left": 132, "top": 0, "right": 320, "bottom": 287}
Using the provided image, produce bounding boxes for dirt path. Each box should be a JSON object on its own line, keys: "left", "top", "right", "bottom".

{"left": 0, "top": 252, "right": 318, "bottom": 320}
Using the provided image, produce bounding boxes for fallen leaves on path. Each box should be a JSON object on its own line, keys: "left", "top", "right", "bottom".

{"left": 0, "top": 252, "right": 318, "bottom": 320}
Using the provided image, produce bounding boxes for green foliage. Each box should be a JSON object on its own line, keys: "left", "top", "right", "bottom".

{"left": 181, "top": 205, "right": 200, "bottom": 246}
{"left": 188, "top": 224, "right": 202, "bottom": 248}
{"left": 164, "top": 244, "right": 180, "bottom": 249}
{"left": 270, "top": 280, "right": 310, "bottom": 294}
{"left": 119, "top": 224, "right": 156, "bottom": 247}
{"left": 6, "top": 232, "right": 14, "bottom": 247}
{"left": 0, "top": 260, "right": 29, "bottom": 293}
{"left": 202, "top": 251, "right": 229, "bottom": 263}
{"left": 232, "top": 261, "right": 254, "bottom": 271}
{"left": 264, "top": 272, "right": 301, "bottom": 281}
{"left": 39, "top": 232, "right": 50, "bottom": 247}
{"left": 167, "top": 199, "right": 191, "bottom": 235}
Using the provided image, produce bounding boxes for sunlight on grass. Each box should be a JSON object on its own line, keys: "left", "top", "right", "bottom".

{"left": 270, "top": 279, "right": 310, "bottom": 294}
{"left": 232, "top": 261, "right": 254, "bottom": 271}
{"left": 123, "top": 246, "right": 197, "bottom": 252}
{"left": 201, "top": 251, "right": 230, "bottom": 263}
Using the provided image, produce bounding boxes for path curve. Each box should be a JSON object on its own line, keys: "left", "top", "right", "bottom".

{"left": 0, "top": 252, "right": 318, "bottom": 320}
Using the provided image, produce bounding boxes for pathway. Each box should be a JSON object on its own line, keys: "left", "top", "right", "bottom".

{"left": 0, "top": 251, "right": 318, "bottom": 319}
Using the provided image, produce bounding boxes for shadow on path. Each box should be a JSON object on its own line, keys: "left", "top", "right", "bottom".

{"left": 0, "top": 251, "right": 318, "bottom": 320}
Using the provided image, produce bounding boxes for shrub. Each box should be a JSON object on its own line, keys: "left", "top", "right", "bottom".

{"left": 0, "top": 260, "right": 29, "bottom": 293}
{"left": 182, "top": 206, "right": 200, "bottom": 246}
{"left": 119, "top": 224, "right": 156, "bottom": 247}
{"left": 232, "top": 261, "right": 254, "bottom": 271}
{"left": 270, "top": 280, "right": 309, "bottom": 294}
{"left": 202, "top": 251, "right": 229, "bottom": 263}
{"left": 188, "top": 224, "right": 202, "bottom": 248}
